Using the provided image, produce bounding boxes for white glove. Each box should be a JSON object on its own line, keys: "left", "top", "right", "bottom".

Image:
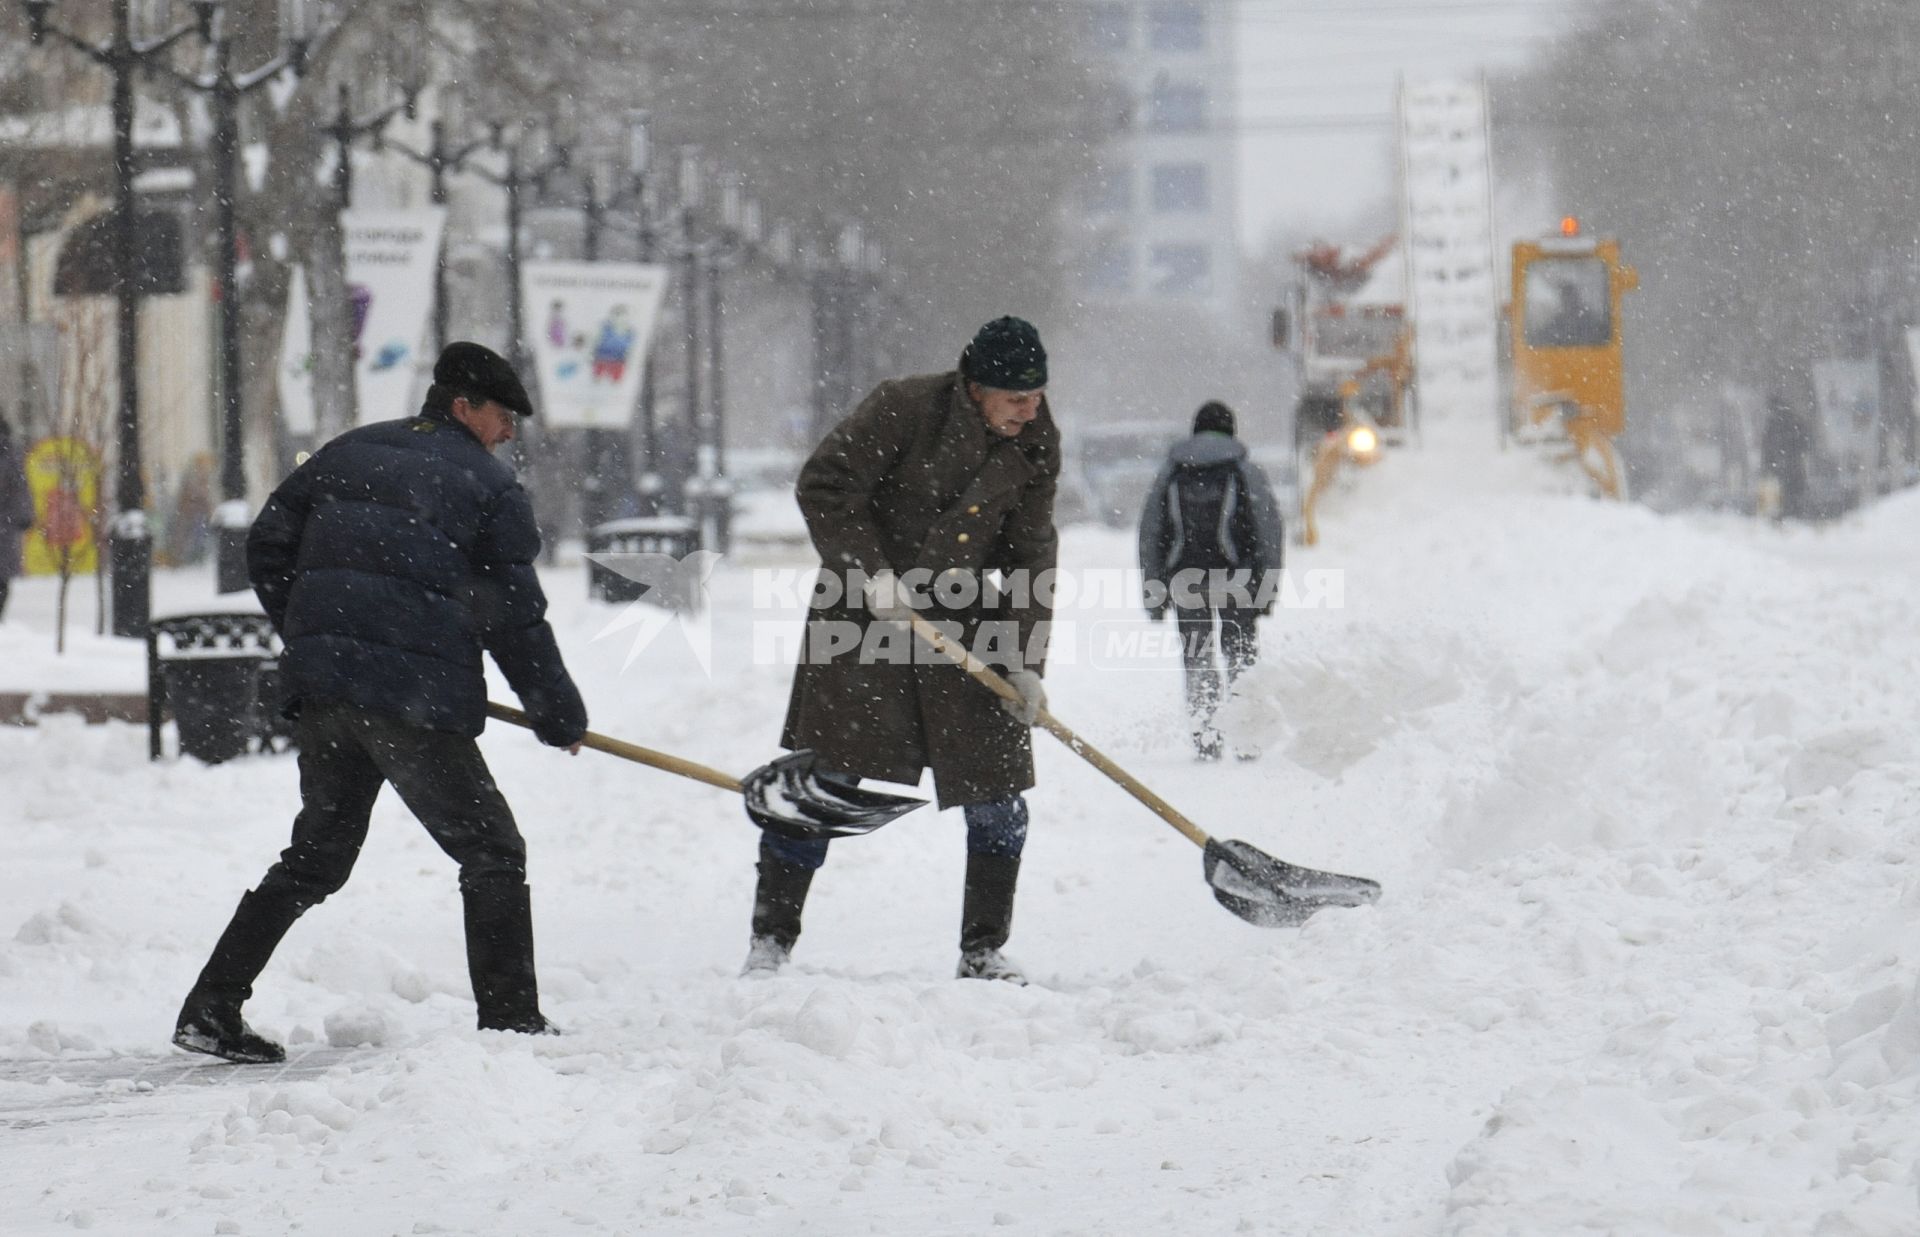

{"left": 1000, "top": 669, "right": 1047, "bottom": 726}
{"left": 861, "top": 569, "right": 918, "bottom": 623}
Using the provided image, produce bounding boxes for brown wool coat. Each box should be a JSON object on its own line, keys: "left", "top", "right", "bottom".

{"left": 780, "top": 370, "right": 1061, "bottom": 808}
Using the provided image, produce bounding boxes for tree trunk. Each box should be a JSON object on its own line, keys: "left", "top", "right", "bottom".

{"left": 306, "top": 207, "right": 357, "bottom": 441}
{"left": 54, "top": 557, "right": 68, "bottom": 656}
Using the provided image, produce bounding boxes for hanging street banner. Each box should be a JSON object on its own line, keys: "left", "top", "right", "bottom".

{"left": 279, "top": 208, "right": 448, "bottom": 436}
{"left": 519, "top": 261, "right": 670, "bottom": 429}
{"left": 277, "top": 264, "right": 315, "bottom": 435}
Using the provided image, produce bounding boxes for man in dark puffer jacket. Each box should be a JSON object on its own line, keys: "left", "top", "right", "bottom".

{"left": 173, "top": 342, "right": 588, "bottom": 1063}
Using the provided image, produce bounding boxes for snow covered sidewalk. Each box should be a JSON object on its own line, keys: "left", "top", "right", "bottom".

{"left": 2, "top": 432, "right": 1916, "bottom": 1235}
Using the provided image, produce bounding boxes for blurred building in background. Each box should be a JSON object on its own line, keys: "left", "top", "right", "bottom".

{"left": 1051, "top": 1, "right": 1285, "bottom": 521}
{"left": 1066, "top": 0, "right": 1239, "bottom": 315}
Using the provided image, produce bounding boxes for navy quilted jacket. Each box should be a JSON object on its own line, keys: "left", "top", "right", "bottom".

{"left": 247, "top": 409, "right": 586, "bottom": 745}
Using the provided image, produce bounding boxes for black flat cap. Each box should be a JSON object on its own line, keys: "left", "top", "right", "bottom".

{"left": 433, "top": 341, "right": 535, "bottom": 417}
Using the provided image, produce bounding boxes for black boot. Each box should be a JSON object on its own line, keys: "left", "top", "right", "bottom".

{"left": 463, "top": 878, "right": 552, "bottom": 1033}
{"left": 173, "top": 886, "right": 310, "bottom": 1063}
{"left": 173, "top": 997, "right": 286, "bottom": 1064}
{"left": 743, "top": 844, "right": 815, "bottom": 975}
{"left": 957, "top": 853, "right": 1027, "bottom": 984}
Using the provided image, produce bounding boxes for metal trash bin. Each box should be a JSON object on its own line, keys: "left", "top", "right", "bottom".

{"left": 163, "top": 653, "right": 266, "bottom": 763}
{"left": 147, "top": 613, "right": 288, "bottom": 763}
{"left": 585, "top": 516, "right": 701, "bottom": 605}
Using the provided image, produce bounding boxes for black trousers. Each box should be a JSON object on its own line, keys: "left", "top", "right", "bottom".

{"left": 258, "top": 700, "right": 527, "bottom": 905}
{"left": 190, "top": 700, "right": 543, "bottom": 1025}
{"left": 1176, "top": 606, "right": 1259, "bottom": 754}
{"left": 0, "top": 577, "right": 10, "bottom": 621}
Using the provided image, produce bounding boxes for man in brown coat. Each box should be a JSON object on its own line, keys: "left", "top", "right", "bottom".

{"left": 749, "top": 317, "right": 1061, "bottom": 983}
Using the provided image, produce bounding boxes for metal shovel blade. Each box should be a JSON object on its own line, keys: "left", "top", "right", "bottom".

{"left": 741, "top": 749, "right": 927, "bottom": 841}
{"left": 1202, "top": 838, "right": 1382, "bottom": 929}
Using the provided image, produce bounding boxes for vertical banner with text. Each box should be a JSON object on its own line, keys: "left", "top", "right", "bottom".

{"left": 519, "top": 262, "right": 670, "bottom": 428}
{"left": 279, "top": 208, "right": 448, "bottom": 436}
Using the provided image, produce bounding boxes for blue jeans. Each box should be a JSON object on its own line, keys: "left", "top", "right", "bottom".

{"left": 764, "top": 775, "right": 1028, "bottom": 871}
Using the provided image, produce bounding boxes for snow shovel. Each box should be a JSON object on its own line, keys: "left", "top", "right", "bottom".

{"left": 484, "top": 702, "right": 925, "bottom": 839}
{"left": 900, "top": 615, "right": 1381, "bottom": 928}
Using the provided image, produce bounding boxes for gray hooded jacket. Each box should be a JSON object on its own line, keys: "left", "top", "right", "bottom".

{"left": 1137, "top": 432, "right": 1285, "bottom": 613}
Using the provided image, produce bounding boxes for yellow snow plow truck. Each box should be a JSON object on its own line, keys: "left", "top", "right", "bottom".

{"left": 1506, "top": 217, "right": 1639, "bottom": 498}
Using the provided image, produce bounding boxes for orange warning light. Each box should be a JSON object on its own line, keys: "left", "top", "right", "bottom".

{"left": 1559, "top": 216, "right": 1580, "bottom": 237}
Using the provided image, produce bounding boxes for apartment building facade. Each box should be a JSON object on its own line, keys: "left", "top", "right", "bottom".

{"left": 1069, "top": 0, "right": 1239, "bottom": 314}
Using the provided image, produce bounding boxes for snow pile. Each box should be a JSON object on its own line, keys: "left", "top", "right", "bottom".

{"left": 1444, "top": 874, "right": 1920, "bottom": 1235}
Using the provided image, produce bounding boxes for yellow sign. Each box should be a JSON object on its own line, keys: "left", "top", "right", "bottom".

{"left": 23, "top": 437, "right": 101, "bottom": 575}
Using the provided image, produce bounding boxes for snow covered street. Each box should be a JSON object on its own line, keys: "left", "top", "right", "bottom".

{"left": 3, "top": 425, "right": 1917, "bottom": 1235}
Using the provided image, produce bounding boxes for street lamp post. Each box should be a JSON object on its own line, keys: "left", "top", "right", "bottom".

{"left": 564, "top": 131, "right": 775, "bottom": 543}
{"left": 621, "top": 111, "right": 664, "bottom": 517}
{"left": 810, "top": 222, "right": 867, "bottom": 445}
{"left": 558, "top": 112, "right": 669, "bottom": 518}
{"left": 837, "top": 222, "right": 868, "bottom": 404}
{"left": 162, "top": 18, "right": 308, "bottom": 593}
{"left": 697, "top": 182, "right": 758, "bottom": 554}
{"left": 24, "top": 0, "right": 214, "bottom": 636}
{"left": 463, "top": 126, "right": 568, "bottom": 554}
{"left": 707, "top": 182, "right": 741, "bottom": 470}
{"left": 675, "top": 146, "right": 703, "bottom": 520}
{"left": 537, "top": 112, "right": 650, "bottom": 528}
{"left": 386, "top": 113, "right": 491, "bottom": 355}
{"left": 328, "top": 83, "right": 417, "bottom": 217}
{"left": 858, "top": 236, "right": 889, "bottom": 398}
{"left": 581, "top": 163, "right": 606, "bottom": 263}
{"left": 465, "top": 126, "right": 569, "bottom": 404}
{"left": 669, "top": 150, "right": 752, "bottom": 552}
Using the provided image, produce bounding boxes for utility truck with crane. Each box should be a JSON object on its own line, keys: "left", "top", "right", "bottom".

{"left": 1270, "top": 237, "right": 1412, "bottom": 544}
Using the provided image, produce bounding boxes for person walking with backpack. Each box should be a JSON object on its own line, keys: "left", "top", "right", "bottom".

{"left": 1138, "top": 401, "right": 1286, "bottom": 760}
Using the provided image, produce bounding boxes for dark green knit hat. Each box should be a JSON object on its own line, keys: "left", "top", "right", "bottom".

{"left": 960, "top": 316, "right": 1047, "bottom": 391}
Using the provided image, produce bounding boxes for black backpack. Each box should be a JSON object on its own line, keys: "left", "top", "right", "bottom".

{"left": 1167, "top": 460, "right": 1245, "bottom": 570}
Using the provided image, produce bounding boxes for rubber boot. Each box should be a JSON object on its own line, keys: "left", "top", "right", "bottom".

{"left": 743, "top": 844, "right": 815, "bottom": 975}
{"left": 463, "top": 878, "right": 552, "bottom": 1034}
{"left": 956, "top": 853, "right": 1027, "bottom": 984}
{"left": 173, "top": 887, "right": 310, "bottom": 1063}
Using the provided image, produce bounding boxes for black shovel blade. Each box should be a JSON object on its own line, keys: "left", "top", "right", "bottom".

{"left": 742, "top": 749, "right": 927, "bottom": 841}
{"left": 1202, "top": 838, "right": 1382, "bottom": 928}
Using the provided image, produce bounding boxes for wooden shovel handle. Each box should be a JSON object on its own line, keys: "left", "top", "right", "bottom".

{"left": 902, "top": 614, "right": 1211, "bottom": 849}
{"left": 485, "top": 701, "right": 742, "bottom": 794}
